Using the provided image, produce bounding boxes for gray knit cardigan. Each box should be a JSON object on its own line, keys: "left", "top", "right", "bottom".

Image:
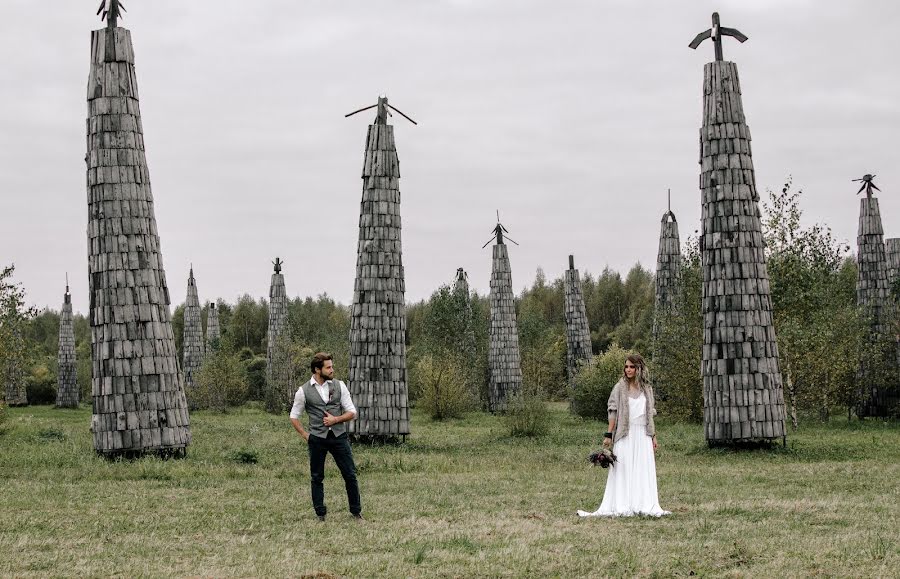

{"left": 607, "top": 378, "right": 657, "bottom": 442}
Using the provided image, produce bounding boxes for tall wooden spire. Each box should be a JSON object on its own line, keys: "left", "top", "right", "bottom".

{"left": 693, "top": 14, "right": 786, "bottom": 444}
{"left": 86, "top": 16, "right": 191, "bottom": 456}
{"left": 486, "top": 217, "right": 523, "bottom": 413}
{"left": 346, "top": 97, "right": 412, "bottom": 438}
{"left": 855, "top": 179, "right": 896, "bottom": 416}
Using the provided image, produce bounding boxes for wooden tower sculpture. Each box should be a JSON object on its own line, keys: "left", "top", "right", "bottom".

{"left": 564, "top": 255, "right": 593, "bottom": 388}
{"left": 453, "top": 267, "right": 479, "bottom": 402}
{"left": 345, "top": 97, "right": 415, "bottom": 438}
{"left": 57, "top": 277, "right": 79, "bottom": 408}
{"left": 690, "top": 13, "right": 786, "bottom": 443}
{"left": 87, "top": 3, "right": 191, "bottom": 455}
{"left": 265, "top": 257, "right": 291, "bottom": 413}
{"left": 205, "top": 302, "right": 221, "bottom": 352}
{"left": 484, "top": 215, "right": 523, "bottom": 413}
{"left": 854, "top": 175, "right": 897, "bottom": 416}
{"left": 653, "top": 191, "right": 681, "bottom": 396}
{"left": 182, "top": 267, "right": 204, "bottom": 406}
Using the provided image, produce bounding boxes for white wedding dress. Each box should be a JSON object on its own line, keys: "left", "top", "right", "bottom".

{"left": 577, "top": 392, "right": 670, "bottom": 517}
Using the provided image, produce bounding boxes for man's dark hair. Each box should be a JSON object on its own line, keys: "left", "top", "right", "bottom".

{"left": 310, "top": 352, "right": 333, "bottom": 374}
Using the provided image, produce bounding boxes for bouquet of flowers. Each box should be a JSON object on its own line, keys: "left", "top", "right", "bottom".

{"left": 588, "top": 447, "right": 617, "bottom": 468}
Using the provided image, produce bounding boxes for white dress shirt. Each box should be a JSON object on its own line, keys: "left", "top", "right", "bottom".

{"left": 289, "top": 377, "right": 357, "bottom": 420}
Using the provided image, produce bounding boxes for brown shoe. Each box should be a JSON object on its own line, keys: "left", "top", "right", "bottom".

{"left": 352, "top": 513, "right": 364, "bottom": 521}
{"left": 317, "top": 515, "right": 326, "bottom": 522}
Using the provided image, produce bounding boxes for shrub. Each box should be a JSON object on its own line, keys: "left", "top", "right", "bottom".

{"left": 411, "top": 354, "right": 473, "bottom": 420}
{"left": 243, "top": 356, "right": 267, "bottom": 401}
{"left": 194, "top": 351, "right": 249, "bottom": 411}
{"left": 571, "top": 343, "right": 635, "bottom": 420}
{"left": 26, "top": 363, "right": 56, "bottom": 405}
{"left": 504, "top": 388, "right": 550, "bottom": 437}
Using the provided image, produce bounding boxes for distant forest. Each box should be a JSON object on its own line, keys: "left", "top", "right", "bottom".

{"left": 3, "top": 182, "right": 898, "bottom": 424}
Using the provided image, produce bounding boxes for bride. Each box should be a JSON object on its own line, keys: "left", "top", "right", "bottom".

{"left": 578, "top": 354, "right": 669, "bottom": 517}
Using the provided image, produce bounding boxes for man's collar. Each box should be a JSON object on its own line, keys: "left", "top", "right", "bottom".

{"left": 310, "top": 376, "right": 331, "bottom": 386}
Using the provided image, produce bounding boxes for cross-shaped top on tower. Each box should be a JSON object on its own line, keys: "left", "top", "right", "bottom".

{"left": 689, "top": 12, "right": 748, "bottom": 61}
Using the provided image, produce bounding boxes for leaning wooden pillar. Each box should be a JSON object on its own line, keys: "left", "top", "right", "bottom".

{"left": 57, "top": 281, "right": 79, "bottom": 408}
{"left": 690, "top": 13, "right": 786, "bottom": 444}
{"left": 564, "top": 255, "right": 593, "bottom": 388}
{"left": 86, "top": 15, "right": 191, "bottom": 456}
{"left": 182, "top": 268, "right": 204, "bottom": 407}
{"left": 346, "top": 97, "right": 412, "bottom": 439}
{"left": 265, "top": 258, "right": 291, "bottom": 413}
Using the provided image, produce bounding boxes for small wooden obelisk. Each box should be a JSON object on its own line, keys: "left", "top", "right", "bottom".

{"left": 182, "top": 267, "right": 204, "bottom": 406}
{"left": 653, "top": 196, "right": 681, "bottom": 396}
{"left": 205, "top": 302, "right": 221, "bottom": 352}
{"left": 86, "top": 6, "right": 191, "bottom": 456}
{"left": 57, "top": 279, "right": 79, "bottom": 408}
{"left": 564, "top": 255, "right": 593, "bottom": 388}
{"left": 453, "top": 267, "right": 479, "bottom": 401}
{"left": 265, "top": 258, "right": 291, "bottom": 413}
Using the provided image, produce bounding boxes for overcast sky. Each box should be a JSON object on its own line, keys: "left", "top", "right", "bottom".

{"left": 1, "top": 0, "right": 898, "bottom": 315}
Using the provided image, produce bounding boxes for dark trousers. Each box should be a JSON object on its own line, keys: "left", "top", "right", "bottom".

{"left": 308, "top": 431, "right": 361, "bottom": 516}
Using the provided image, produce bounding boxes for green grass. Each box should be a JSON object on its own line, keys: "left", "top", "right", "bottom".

{"left": 1, "top": 403, "right": 898, "bottom": 577}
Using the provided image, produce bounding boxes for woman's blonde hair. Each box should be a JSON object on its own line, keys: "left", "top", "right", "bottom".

{"left": 622, "top": 353, "right": 650, "bottom": 387}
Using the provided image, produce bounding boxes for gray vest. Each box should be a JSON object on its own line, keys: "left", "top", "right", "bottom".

{"left": 303, "top": 380, "right": 346, "bottom": 438}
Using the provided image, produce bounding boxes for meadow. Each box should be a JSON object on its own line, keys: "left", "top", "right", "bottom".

{"left": 1, "top": 403, "right": 898, "bottom": 578}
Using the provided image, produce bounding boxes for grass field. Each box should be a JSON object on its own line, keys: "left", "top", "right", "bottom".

{"left": 1, "top": 402, "right": 898, "bottom": 578}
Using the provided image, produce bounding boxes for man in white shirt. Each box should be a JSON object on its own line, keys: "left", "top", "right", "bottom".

{"left": 289, "top": 352, "right": 362, "bottom": 521}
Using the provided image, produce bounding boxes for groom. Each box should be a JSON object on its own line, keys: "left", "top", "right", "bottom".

{"left": 289, "top": 353, "right": 362, "bottom": 521}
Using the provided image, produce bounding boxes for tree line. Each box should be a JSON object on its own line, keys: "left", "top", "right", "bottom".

{"left": 2, "top": 181, "right": 897, "bottom": 425}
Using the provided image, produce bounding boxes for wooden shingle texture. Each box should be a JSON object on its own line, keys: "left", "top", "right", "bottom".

{"left": 205, "top": 302, "right": 221, "bottom": 352}
{"left": 182, "top": 268, "right": 204, "bottom": 406}
{"left": 57, "top": 287, "right": 79, "bottom": 408}
{"left": 698, "top": 61, "right": 786, "bottom": 443}
{"left": 488, "top": 242, "right": 523, "bottom": 412}
{"left": 265, "top": 268, "right": 291, "bottom": 413}
{"left": 86, "top": 26, "right": 191, "bottom": 456}
{"left": 348, "top": 114, "right": 410, "bottom": 437}
{"left": 856, "top": 199, "right": 896, "bottom": 416}
{"left": 653, "top": 211, "right": 681, "bottom": 396}
{"left": 564, "top": 256, "right": 593, "bottom": 387}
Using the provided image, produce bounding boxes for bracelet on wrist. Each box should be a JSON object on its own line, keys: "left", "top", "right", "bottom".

{"left": 603, "top": 432, "right": 613, "bottom": 439}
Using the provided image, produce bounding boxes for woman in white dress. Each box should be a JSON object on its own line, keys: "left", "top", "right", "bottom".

{"left": 578, "top": 354, "right": 669, "bottom": 517}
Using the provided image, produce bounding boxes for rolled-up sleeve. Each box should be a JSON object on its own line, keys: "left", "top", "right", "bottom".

{"left": 607, "top": 385, "right": 618, "bottom": 420}
{"left": 288, "top": 386, "right": 305, "bottom": 419}
{"left": 339, "top": 381, "right": 357, "bottom": 417}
